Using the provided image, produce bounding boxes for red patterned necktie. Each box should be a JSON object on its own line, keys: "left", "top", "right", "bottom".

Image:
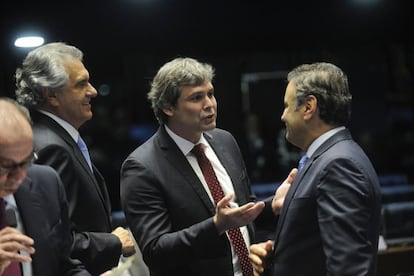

{"left": 0, "top": 198, "right": 22, "bottom": 276}
{"left": 192, "top": 144, "right": 253, "bottom": 276}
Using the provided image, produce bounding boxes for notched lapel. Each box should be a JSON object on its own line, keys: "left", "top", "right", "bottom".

{"left": 14, "top": 178, "right": 45, "bottom": 237}
{"left": 274, "top": 157, "right": 312, "bottom": 242}
{"left": 158, "top": 129, "right": 216, "bottom": 214}
{"left": 205, "top": 134, "right": 246, "bottom": 202}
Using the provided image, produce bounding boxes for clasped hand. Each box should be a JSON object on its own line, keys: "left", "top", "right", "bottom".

{"left": 111, "top": 227, "right": 136, "bottom": 257}
{"left": 0, "top": 227, "right": 35, "bottom": 274}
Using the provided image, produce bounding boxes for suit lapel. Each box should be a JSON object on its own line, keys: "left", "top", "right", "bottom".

{"left": 157, "top": 127, "right": 216, "bottom": 214}
{"left": 205, "top": 133, "right": 245, "bottom": 202}
{"left": 14, "top": 177, "right": 44, "bottom": 241}
{"left": 273, "top": 129, "right": 352, "bottom": 243}
{"left": 273, "top": 156, "right": 310, "bottom": 242}
{"left": 35, "top": 112, "right": 92, "bottom": 174}
{"left": 34, "top": 111, "right": 110, "bottom": 215}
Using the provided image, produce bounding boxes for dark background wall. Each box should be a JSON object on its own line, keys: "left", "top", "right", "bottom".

{"left": 1, "top": 0, "right": 413, "bottom": 210}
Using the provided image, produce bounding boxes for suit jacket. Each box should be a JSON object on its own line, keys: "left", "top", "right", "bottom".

{"left": 266, "top": 129, "right": 382, "bottom": 276}
{"left": 121, "top": 126, "right": 260, "bottom": 276}
{"left": 15, "top": 164, "right": 90, "bottom": 276}
{"left": 30, "top": 110, "right": 121, "bottom": 275}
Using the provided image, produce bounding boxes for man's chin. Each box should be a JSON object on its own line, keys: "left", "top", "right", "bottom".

{"left": 0, "top": 187, "right": 17, "bottom": 197}
{"left": 203, "top": 122, "right": 216, "bottom": 131}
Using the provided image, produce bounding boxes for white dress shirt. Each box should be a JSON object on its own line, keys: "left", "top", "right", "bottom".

{"left": 165, "top": 125, "right": 249, "bottom": 276}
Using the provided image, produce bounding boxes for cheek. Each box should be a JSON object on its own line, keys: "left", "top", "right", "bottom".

{"left": 184, "top": 107, "right": 200, "bottom": 118}
{"left": 0, "top": 181, "right": 7, "bottom": 197}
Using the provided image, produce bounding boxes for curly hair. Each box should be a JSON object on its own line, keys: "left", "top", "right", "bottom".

{"left": 15, "top": 42, "right": 83, "bottom": 108}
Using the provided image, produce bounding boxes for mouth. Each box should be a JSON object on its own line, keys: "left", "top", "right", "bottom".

{"left": 204, "top": 114, "right": 215, "bottom": 120}
{"left": 4, "top": 187, "right": 17, "bottom": 194}
{"left": 82, "top": 102, "right": 92, "bottom": 110}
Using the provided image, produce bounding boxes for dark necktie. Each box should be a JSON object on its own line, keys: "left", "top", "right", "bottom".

{"left": 0, "top": 198, "right": 22, "bottom": 276}
{"left": 298, "top": 154, "right": 309, "bottom": 172}
{"left": 77, "top": 136, "right": 92, "bottom": 171}
{"left": 192, "top": 144, "right": 253, "bottom": 276}
{"left": 0, "top": 198, "right": 7, "bottom": 229}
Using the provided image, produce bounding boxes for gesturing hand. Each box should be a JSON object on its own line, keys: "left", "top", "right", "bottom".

{"left": 272, "top": 168, "right": 297, "bottom": 215}
{"left": 213, "top": 194, "right": 265, "bottom": 234}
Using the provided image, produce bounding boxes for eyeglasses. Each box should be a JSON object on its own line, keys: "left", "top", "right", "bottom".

{"left": 0, "top": 152, "right": 38, "bottom": 175}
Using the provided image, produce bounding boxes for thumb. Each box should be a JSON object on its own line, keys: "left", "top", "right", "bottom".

{"left": 286, "top": 168, "right": 298, "bottom": 184}
{"left": 217, "top": 193, "right": 234, "bottom": 209}
{"left": 264, "top": 240, "right": 274, "bottom": 252}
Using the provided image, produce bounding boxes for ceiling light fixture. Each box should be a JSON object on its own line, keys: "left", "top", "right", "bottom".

{"left": 14, "top": 36, "right": 45, "bottom": 48}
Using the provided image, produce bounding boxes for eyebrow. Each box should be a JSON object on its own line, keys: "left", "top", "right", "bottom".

{"left": 0, "top": 151, "right": 34, "bottom": 164}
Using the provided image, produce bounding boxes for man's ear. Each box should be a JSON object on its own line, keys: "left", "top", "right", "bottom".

{"left": 303, "top": 95, "right": 317, "bottom": 120}
{"left": 162, "top": 106, "right": 174, "bottom": 117}
{"left": 42, "top": 88, "right": 59, "bottom": 106}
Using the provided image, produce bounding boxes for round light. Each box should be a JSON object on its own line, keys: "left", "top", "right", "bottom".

{"left": 98, "top": 84, "right": 111, "bottom": 96}
{"left": 14, "top": 36, "right": 45, "bottom": 48}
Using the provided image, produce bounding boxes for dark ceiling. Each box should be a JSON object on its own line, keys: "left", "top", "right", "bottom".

{"left": 0, "top": 0, "right": 411, "bottom": 56}
{"left": 1, "top": 0, "right": 413, "bottom": 197}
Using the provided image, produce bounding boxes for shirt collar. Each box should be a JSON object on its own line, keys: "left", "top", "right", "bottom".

{"left": 164, "top": 125, "right": 208, "bottom": 156}
{"left": 306, "top": 126, "right": 346, "bottom": 158}
{"left": 3, "top": 194, "right": 17, "bottom": 209}
{"left": 38, "top": 109, "right": 80, "bottom": 142}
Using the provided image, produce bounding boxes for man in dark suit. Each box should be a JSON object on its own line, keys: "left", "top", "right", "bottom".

{"left": 120, "top": 57, "right": 266, "bottom": 276}
{"left": 0, "top": 97, "right": 90, "bottom": 275}
{"left": 249, "top": 62, "right": 382, "bottom": 275}
{"left": 14, "top": 42, "right": 135, "bottom": 275}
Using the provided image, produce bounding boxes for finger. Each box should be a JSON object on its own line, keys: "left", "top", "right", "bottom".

{"left": 254, "top": 269, "right": 261, "bottom": 276}
{"left": 217, "top": 193, "right": 234, "bottom": 209}
{"left": 111, "top": 226, "right": 124, "bottom": 235}
{"left": 250, "top": 254, "right": 264, "bottom": 274}
{"left": 287, "top": 168, "right": 298, "bottom": 183}
{"left": 0, "top": 233, "right": 34, "bottom": 245}
{"left": 1, "top": 250, "right": 32, "bottom": 263}
{"left": 241, "top": 202, "right": 265, "bottom": 219}
{"left": 0, "top": 230, "right": 34, "bottom": 246}
{"left": 12, "top": 254, "right": 32, "bottom": 263}
{"left": 250, "top": 242, "right": 268, "bottom": 256}
{"left": 252, "top": 263, "right": 263, "bottom": 274}
{"left": 239, "top": 201, "right": 264, "bottom": 211}
{"left": 249, "top": 251, "right": 264, "bottom": 264}
{"left": 1, "top": 241, "right": 36, "bottom": 255}
{"left": 265, "top": 240, "right": 274, "bottom": 251}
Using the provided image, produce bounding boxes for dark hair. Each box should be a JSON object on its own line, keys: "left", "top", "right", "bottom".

{"left": 288, "top": 62, "right": 352, "bottom": 126}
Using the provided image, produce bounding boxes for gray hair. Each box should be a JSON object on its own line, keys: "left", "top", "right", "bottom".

{"left": 147, "top": 57, "right": 215, "bottom": 124}
{"left": 287, "top": 62, "right": 352, "bottom": 126}
{"left": 15, "top": 42, "right": 83, "bottom": 108}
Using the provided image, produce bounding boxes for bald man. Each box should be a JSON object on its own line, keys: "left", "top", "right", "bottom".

{"left": 0, "top": 97, "right": 90, "bottom": 275}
